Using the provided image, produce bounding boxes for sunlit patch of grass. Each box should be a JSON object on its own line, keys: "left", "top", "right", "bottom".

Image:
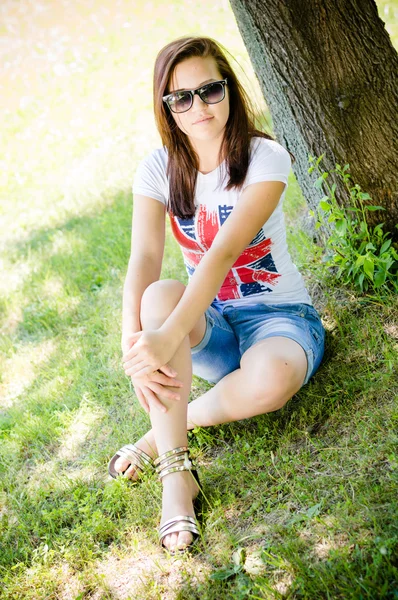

{"left": 57, "top": 397, "right": 105, "bottom": 461}
{"left": 94, "top": 536, "right": 212, "bottom": 599}
{"left": 0, "top": 338, "right": 57, "bottom": 408}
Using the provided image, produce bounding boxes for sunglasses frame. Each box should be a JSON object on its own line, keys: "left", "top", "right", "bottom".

{"left": 162, "top": 78, "right": 228, "bottom": 114}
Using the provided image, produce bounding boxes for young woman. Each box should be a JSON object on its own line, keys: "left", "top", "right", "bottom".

{"left": 108, "top": 36, "right": 325, "bottom": 553}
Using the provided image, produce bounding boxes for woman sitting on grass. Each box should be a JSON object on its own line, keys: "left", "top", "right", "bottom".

{"left": 108, "top": 36, "right": 325, "bottom": 553}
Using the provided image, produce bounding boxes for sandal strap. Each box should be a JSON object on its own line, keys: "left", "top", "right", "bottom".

{"left": 108, "top": 443, "right": 154, "bottom": 478}
{"left": 153, "top": 446, "right": 189, "bottom": 467}
{"left": 117, "top": 444, "right": 153, "bottom": 471}
{"left": 159, "top": 515, "right": 199, "bottom": 543}
{"left": 155, "top": 447, "right": 195, "bottom": 480}
{"left": 155, "top": 454, "right": 191, "bottom": 471}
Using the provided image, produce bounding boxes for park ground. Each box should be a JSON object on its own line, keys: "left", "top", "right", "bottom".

{"left": 0, "top": 1, "right": 397, "bottom": 598}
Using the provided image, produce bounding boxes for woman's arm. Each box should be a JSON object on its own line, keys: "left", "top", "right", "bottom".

{"left": 124, "top": 180, "right": 286, "bottom": 376}
{"left": 122, "top": 193, "right": 184, "bottom": 412}
{"left": 121, "top": 193, "right": 165, "bottom": 348}
{"left": 121, "top": 254, "right": 162, "bottom": 353}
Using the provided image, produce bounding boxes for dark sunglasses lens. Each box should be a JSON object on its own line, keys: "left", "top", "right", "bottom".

{"left": 200, "top": 82, "right": 224, "bottom": 104}
{"left": 170, "top": 92, "right": 192, "bottom": 113}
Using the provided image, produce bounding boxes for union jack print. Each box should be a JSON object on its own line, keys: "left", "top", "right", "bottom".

{"left": 170, "top": 204, "right": 280, "bottom": 301}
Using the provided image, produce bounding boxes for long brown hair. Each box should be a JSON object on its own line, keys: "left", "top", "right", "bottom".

{"left": 153, "top": 36, "right": 275, "bottom": 219}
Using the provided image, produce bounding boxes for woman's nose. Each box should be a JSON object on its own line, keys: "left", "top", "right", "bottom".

{"left": 192, "top": 92, "right": 207, "bottom": 110}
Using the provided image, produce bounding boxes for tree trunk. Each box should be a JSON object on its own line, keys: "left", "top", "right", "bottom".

{"left": 229, "top": 0, "right": 398, "bottom": 238}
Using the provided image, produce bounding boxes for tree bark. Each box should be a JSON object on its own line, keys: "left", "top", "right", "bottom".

{"left": 229, "top": 0, "right": 398, "bottom": 237}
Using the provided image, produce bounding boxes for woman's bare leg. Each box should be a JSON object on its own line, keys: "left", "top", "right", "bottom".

{"left": 187, "top": 336, "right": 307, "bottom": 427}
{"left": 117, "top": 336, "right": 307, "bottom": 468}
{"left": 121, "top": 279, "right": 201, "bottom": 551}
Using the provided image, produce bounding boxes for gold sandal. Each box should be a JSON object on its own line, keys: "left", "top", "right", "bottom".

{"left": 108, "top": 444, "right": 154, "bottom": 479}
{"left": 154, "top": 446, "right": 201, "bottom": 552}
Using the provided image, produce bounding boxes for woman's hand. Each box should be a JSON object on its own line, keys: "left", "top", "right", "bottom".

{"left": 131, "top": 371, "right": 183, "bottom": 414}
{"left": 122, "top": 330, "right": 182, "bottom": 413}
{"left": 122, "top": 329, "right": 179, "bottom": 378}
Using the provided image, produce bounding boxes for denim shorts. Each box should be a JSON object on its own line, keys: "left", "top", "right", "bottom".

{"left": 191, "top": 302, "right": 325, "bottom": 386}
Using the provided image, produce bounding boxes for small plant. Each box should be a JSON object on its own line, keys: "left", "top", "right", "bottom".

{"left": 308, "top": 154, "right": 398, "bottom": 293}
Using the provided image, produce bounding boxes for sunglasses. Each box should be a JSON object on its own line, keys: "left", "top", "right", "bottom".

{"left": 162, "top": 79, "right": 228, "bottom": 114}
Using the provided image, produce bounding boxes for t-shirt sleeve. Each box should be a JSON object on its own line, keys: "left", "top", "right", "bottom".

{"left": 243, "top": 139, "right": 292, "bottom": 189}
{"left": 132, "top": 151, "right": 168, "bottom": 205}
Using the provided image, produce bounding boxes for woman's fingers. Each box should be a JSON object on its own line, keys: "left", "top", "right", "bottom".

{"left": 146, "top": 381, "right": 180, "bottom": 401}
{"left": 122, "top": 332, "right": 142, "bottom": 360}
{"left": 125, "top": 360, "right": 147, "bottom": 377}
{"left": 152, "top": 372, "right": 183, "bottom": 388}
{"left": 123, "top": 355, "right": 144, "bottom": 371}
{"left": 158, "top": 364, "right": 178, "bottom": 378}
{"left": 132, "top": 365, "right": 154, "bottom": 378}
{"left": 130, "top": 368, "right": 183, "bottom": 413}
{"left": 134, "top": 384, "right": 167, "bottom": 413}
{"left": 133, "top": 385, "right": 150, "bottom": 413}
{"left": 143, "top": 386, "right": 169, "bottom": 413}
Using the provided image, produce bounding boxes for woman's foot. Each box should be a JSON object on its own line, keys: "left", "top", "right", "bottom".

{"left": 160, "top": 469, "right": 199, "bottom": 552}
{"left": 113, "top": 430, "right": 158, "bottom": 479}
{"left": 114, "top": 439, "right": 200, "bottom": 551}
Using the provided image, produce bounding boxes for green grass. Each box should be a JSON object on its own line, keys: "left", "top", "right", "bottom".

{"left": 1, "top": 1, "right": 398, "bottom": 599}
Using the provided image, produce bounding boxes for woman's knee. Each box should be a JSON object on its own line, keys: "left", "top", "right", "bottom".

{"left": 246, "top": 356, "right": 305, "bottom": 413}
{"left": 140, "top": 279, "right": 185, "bottom": 325}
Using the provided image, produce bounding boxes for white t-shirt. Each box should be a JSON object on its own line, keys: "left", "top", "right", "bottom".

{"left": 132, "top": 137, "right": 312, "bottom": 308}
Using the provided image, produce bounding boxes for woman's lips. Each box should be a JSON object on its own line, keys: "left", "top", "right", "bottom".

{"left": 193, "top": 116, "right": 214, "bottom": 125}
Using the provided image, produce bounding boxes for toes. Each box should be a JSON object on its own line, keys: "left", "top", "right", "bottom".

{"left": 164, "top": 533, "right": 179, "bottom": 552}
{"left": 123, "top": 463, "right": 139, "bottom": 479}
{"left": 163, "top": 531, "right": 194, "bottom": 552}
{"left": 114, "top": 456, "right": 129, "bottom": 474}
{"left": 177, "top": 531, "right": 193, "bottom": 550}
{"left": 114, "top": 457, "right": 139, "bottom": 479}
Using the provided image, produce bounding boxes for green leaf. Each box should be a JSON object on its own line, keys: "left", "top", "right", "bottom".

{"left": 373, "top": 223, "right": 384, "bottom": 234}
{"left": 364, "top": 257, "right": 374, "bottom": 280}
{"left": 335, "top": 219, "right": 347, "bottom": 236}
{"left": 366, "top": 205, "right": 385, "bottom": 211}
{"left": 306, "top": 503, "right": 322, "bottom": 518}
{"left": 374, "top": 270, "right": 387, "bottom": 288}
{"left": 355, "top": 255, "right": 365, "bottom": 267}
{"left": 320, "top": 201, "right": 332, "bottom": 211}
{"left": 314, "top": 176, "right": 325, "bottom": 189}
{"left": 210, "top": 566, "right": 241, "bottom": 581}
{"left": 380, "top": 240, "right": 392, "bottom": 254}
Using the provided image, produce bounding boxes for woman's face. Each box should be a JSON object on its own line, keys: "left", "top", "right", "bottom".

{"left": 167, "top": 56, "right": 230, "bottom": 146}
